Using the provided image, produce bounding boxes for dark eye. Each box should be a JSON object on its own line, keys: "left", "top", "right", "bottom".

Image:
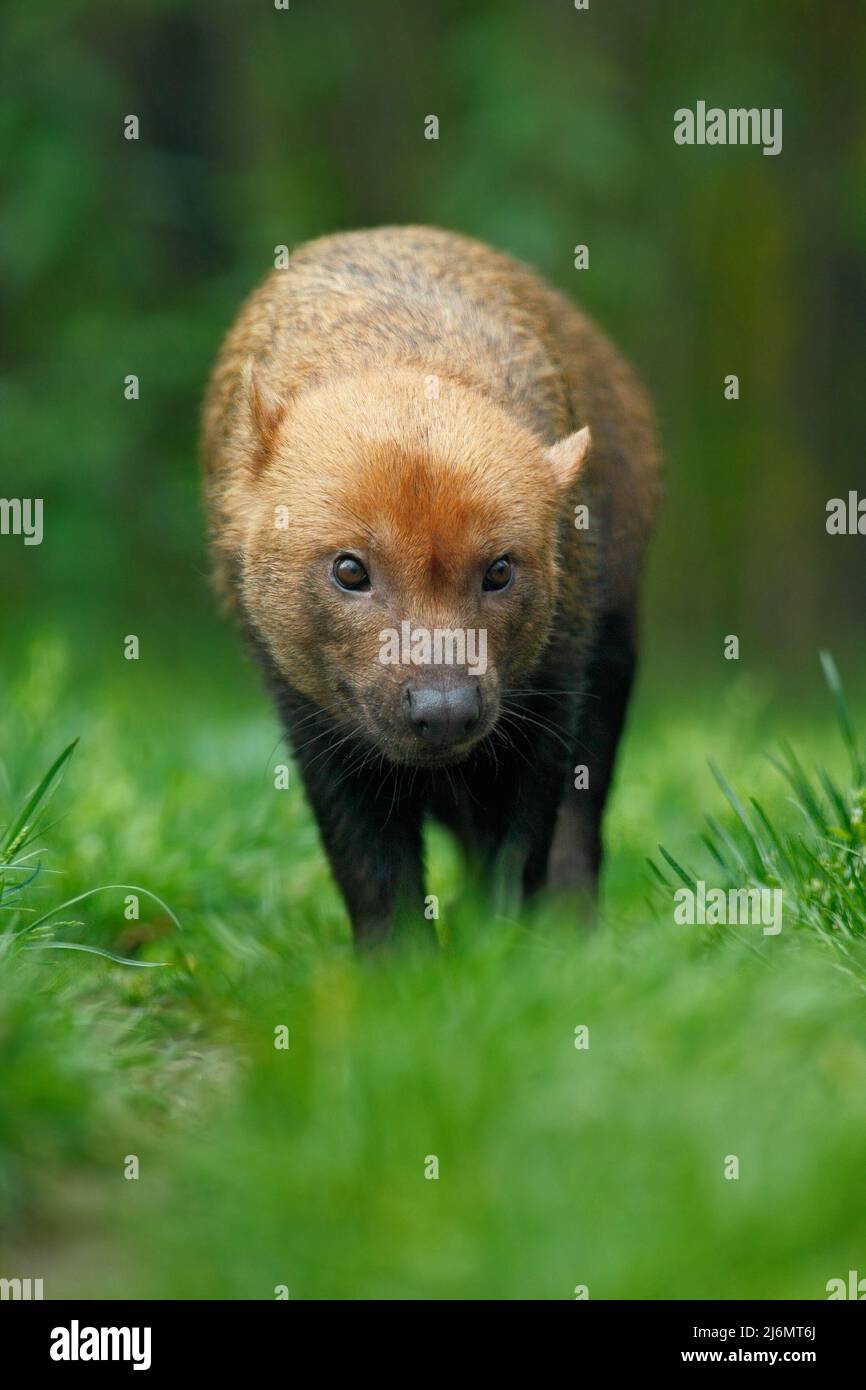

{"left": 483, "top": 556, "right": 513, "bottom": 592}
{"left": 333, "top": 554, "right": 370, "bottom": 591}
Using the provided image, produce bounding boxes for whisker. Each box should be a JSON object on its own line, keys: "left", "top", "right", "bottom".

{"left": 497, "top": 706, "right": 572, "bottom": 754}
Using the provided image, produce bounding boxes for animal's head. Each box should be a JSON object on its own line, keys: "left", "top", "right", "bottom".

{"left": 234, "top": 366, "right": 591, "bottom": 766}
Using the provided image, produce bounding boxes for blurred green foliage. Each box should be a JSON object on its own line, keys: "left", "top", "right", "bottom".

{"left": 1, "top": 0, "right": 864, "bottom": 675}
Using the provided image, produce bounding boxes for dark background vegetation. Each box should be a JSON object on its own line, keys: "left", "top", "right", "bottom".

{"left": 1, "top": 0, "right": 864, "bottom": 679}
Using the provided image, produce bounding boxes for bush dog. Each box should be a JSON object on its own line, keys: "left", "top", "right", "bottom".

{"left": 203, "top": 227, "right": 661, "bottom": 941}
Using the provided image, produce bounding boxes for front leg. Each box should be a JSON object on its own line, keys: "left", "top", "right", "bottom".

{"left": 262, "top": 669, "right": 428, "bottom": 943}
{"left": 295, "top": 714, "right": 426, "bottom": 943}
{"left": 430, "top": 693, "right": 573, "bottom": 914}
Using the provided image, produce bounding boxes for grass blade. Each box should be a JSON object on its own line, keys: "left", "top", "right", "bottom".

{"left": 657, "top": 845, "right": 697, "bottom": 891}
{"left": 23, "top": 941, "right": 168, "bottom": 967}
{"left": 20, "top": 883, "right": 183, "bottom": 937}
{"left": 820, "top": 650, "right": 863, "bottom": 780}
{"left": 1, "top": 738, "right": 79, "bottom": 860}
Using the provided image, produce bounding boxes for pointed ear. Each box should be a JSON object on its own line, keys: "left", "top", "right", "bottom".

{"left": 243, "top": 357, "right": 288, "bottom": 473}
{"left": 545, "top": 426, "right": 591, "bottom": 491}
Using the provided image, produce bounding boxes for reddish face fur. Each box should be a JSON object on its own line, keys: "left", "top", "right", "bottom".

{"left": 235, "top": 367, "right": 589, "bottom": 765}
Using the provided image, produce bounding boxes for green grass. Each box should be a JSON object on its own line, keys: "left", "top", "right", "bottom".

{"left": 1, "top": 632, "right": 864, "bottom": 1299}
{"left": 651, "top": 653, "right": 866, "bottom": 977}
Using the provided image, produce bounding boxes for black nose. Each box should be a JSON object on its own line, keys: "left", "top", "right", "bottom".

{"left": 404, "top": 683, "right": 482, "bottom": 748}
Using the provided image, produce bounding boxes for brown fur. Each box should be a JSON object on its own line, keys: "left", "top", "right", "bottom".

{"left": 203, "top": 226, "right": 661, "bottom": 936}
